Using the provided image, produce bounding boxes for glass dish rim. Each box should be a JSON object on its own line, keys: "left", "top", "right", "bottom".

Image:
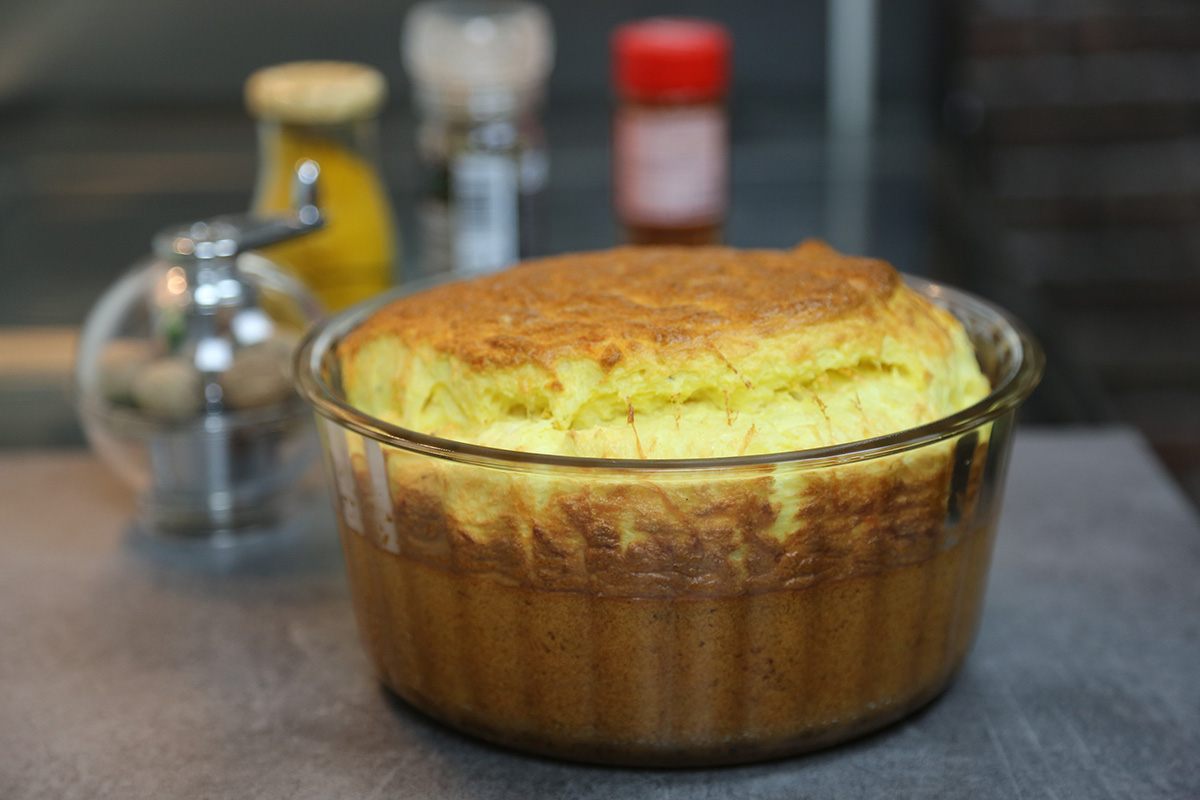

{"left": 294, "top": 272, "right": 1044, "bottom": 475}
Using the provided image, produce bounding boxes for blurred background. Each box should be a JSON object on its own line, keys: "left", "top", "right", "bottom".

{"left": 1, "top": 0, "right": 1197, "bottom": 507}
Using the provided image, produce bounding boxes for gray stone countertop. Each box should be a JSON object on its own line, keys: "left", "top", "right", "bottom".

{"left": 2, "top": 426, "right": 1198, "bottom": 799}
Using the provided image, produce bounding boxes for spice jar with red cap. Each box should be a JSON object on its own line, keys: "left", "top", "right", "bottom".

{"left": 611, "top": 17, "right": 732, "bottom": 246}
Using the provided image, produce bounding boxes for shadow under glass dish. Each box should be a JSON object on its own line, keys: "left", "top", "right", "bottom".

{"left": 295, "top": 274, "right": 1043, "bottom": 766}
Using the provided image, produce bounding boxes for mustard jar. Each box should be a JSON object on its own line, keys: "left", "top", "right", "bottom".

{"left": 246, "top": 61, "right": 399, "bottom": 311}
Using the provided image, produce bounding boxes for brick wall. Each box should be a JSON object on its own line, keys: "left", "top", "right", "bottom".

{"left": 941, "top": 0, "right": 1200, "bottom": 506}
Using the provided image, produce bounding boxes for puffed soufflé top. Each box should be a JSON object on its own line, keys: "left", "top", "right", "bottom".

{"left": 338, "top": 241, "right": 990, "bottom": 458}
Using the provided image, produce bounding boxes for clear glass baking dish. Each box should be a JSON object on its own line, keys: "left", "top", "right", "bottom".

{"left": 294, "top": 275, "right": 1043, "bottom": 766}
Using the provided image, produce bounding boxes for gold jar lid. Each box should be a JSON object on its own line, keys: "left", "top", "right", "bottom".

{"left": 245, "top": 61, "right": 388, "bottom": 124}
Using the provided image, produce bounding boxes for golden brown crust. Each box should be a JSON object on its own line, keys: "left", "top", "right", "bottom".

{"left": 336, "top": 241, "right": 989, "bottom": 458}
{"left": 340, "top": 241, "right": 898, "bottom": 370}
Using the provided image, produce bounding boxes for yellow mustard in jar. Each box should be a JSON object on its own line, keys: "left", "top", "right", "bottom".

{"left": 246, "top": 61, "right": 399, "bottom": 311}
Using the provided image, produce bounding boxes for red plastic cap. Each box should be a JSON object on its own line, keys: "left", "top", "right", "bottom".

{"left": 612, "top": 18, "right": 731, "bottom": 100}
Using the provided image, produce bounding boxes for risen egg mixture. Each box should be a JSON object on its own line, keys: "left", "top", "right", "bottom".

{"left": 327, "top": 241, "right": 1002, "bottom": 766}
{"left": 337, "top": 240, "right": 990, "bottom": 457}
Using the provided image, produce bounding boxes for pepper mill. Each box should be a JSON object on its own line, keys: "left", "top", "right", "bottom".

{"left": 76, "top": 164, "right": 327, "bottom": 542}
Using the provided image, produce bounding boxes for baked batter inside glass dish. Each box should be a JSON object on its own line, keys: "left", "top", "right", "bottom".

{"left": 296, "top": 242, "right": 1043, "bottom": 766}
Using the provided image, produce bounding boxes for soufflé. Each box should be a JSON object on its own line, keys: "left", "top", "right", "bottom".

{"left": 328, "top": 241, "right": 1000, "bottom": 765}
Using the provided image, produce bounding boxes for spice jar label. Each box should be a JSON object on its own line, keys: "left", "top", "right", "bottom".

{"left": 452, "top": 153, "right": 520, "bottom": 274}
{"left": 614, "top": 105, "right": 727, "bottom": 226}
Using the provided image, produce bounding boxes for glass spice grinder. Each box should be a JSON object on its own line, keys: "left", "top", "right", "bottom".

{"left": 76, "top": 164, "right": 326, "bottom": 543}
